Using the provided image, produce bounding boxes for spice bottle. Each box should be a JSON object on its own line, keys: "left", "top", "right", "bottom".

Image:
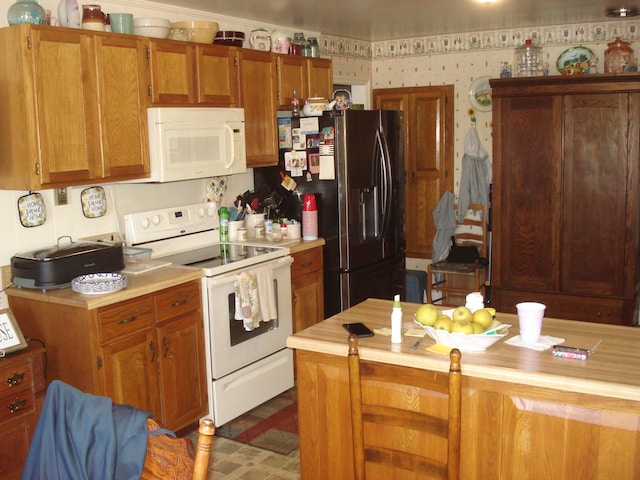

{"left": 302, "top": 194, "right": 318, "bottom": 240}
{"left": 391, "top": 294, "right": 403, "bottom": 344}
{"left": 219, "top": 207, "right": 229, "bottom": 242}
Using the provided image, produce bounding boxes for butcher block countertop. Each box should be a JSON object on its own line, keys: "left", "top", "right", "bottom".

{"left": 6, "top": 265, "right": 203, "bottom": 310}
{"left": 287, "top": 298, "right": 640, "bottom": 402}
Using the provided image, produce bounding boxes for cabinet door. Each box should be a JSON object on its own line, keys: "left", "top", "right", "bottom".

{"left": 30, "top": 27, "right": 102, "bottom": 186}
{"left": 492, "top": 94, "right": 562, "bottom": 292}
{"left": 196, "top": 44, "right": 240, "bottom": 106}
{"left": 148, "top": 40, "right": 196, "bottom": 104}
{"left": 238, "top": 49, "right": 278, "bottom": 167}
{"left": 98, "top": 330, "right": 162, "bottom": 417}
{"left": 156, "top": 312, "right": 207, "bottom": 431}
{"left": 95, "top": 34, "right": 150, "bottom": 179}
{"left": 307, "top": 58, "right": 333, "bottom": 100}
{"left": 562, "top": 93, "right": 635, "bottom": 297}
{"left": 276, "top": 54, "right": 308, "bottom": 109}
{"left": 374, "top": 87, "right": 454, "bottom": 258}
{"left": 292, "top": 272, "right": 324, "bottom": 332}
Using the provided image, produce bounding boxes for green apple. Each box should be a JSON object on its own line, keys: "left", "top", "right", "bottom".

{"left": 433, "top": 315, "right": 453, "bottom": 332}
{"left": 451, "top": 320, "right": 474, "bottom": 335}
{"left": 452, "top": 306, "right": 473, "bottom": 323}
{"left": 415, "top": 304, "right": 439, "bottom": 326}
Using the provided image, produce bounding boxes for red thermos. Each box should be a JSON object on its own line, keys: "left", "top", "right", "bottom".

{"left": 302, "top": 194, "right": 318, "bottom": 240}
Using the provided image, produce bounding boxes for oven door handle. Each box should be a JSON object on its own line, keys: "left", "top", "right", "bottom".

{"left": 208, "top": 256, "right": 293, "bottom": 287}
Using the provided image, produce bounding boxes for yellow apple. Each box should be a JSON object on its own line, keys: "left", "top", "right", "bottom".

{"left": 471, "top": 323, "right": 485, "bottom": 334}
{"left": 452, "top": 306, "right": 473, "bottom": 323}
{"left": 472, "top": 309, "right": 494, "bottom": 330}
{"left": 433, "top": 315, "right": 453, "bottom": 332}
{"left": 451, "top": 320, "right": 474, "bottom": 335}
{"left": 415, "top": 304, "right": 439, "bottom": 326}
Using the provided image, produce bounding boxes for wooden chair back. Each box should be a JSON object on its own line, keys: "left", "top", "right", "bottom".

{"left": 348, "top": 334, "right": 462, "bottom": 480}
{"left": 140, "top": 418, "right": 215, "bottom": 480}
{"left": 454, "top": 203, "right": 487, "bottom": 258}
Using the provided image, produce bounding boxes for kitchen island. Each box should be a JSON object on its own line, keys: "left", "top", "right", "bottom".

{"left": 286, "top": 298, "right": 640, "bottom": 479}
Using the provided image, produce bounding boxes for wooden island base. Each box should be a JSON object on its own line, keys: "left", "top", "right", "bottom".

{"left": 287, "top": 299, "right": 640, "bottom": 480}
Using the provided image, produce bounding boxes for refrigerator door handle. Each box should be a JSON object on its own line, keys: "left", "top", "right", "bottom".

{"left": 376, "top": 128, "right": 393, "bottom": 236}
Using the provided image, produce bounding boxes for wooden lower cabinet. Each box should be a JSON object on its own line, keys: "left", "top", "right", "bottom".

{"left": 8, "top": 280, "right": 207, "bottom": 432}
{"left": 296, "top": 349, "right": 640, "bottom": 479}
{"left": 291, "top": 247, "right": 324, "bottom": 332}
{"left": 0, "top": 344, "right": 45, "bottom": 480}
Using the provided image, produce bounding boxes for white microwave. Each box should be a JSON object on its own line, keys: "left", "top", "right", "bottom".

{"left": 143, "top": 107, "right": 246, "bottom": 182}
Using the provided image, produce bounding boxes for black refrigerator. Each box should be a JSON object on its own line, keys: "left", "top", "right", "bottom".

{"left": 253, "top": 109, "right": 405, "bottom": 318}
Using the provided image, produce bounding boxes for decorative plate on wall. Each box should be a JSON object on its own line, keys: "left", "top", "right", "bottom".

{"left": 468, "top": 76, "right": 492, "bottom": 112}
{"left": 81, "top": 186, "right": 107, "bottom": 218}
{"left": 17, "top": 192, "right": 46, "bottom": 227}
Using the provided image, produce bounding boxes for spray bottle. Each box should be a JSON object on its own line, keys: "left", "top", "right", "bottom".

{"left": 391, "top": 294, "right": 403, "bottom": 344}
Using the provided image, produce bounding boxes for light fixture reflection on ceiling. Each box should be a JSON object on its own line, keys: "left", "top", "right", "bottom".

{"left": 606, "top": 7, "right": 640, "bottom": 17}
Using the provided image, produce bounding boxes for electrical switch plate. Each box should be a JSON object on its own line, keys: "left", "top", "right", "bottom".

{"left": 55, "top": 188, "right": 68, "bottom": 206}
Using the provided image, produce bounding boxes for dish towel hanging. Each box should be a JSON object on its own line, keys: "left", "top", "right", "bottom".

{"left": 234, "top": 271, "right": 261, "bottom": 331}
{"left": 254, "top": 263, "right": 278, "bottom": 323}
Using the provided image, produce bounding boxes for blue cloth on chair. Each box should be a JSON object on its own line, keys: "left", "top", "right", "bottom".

{"left": 21, "top": 380, "right": 172, "bottom": 480}
{"left": 406, "top": 270, "right": 427, "bottom": 304}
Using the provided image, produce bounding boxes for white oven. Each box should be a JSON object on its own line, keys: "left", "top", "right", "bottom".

{"left": 122, "top": 203, "right": 294, "bottom": 427}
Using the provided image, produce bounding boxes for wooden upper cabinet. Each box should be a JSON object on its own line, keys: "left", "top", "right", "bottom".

{"left": 148, "top": 39, "right": 197, "bottom": 104}
{"left": 196, "top": 44, "right": 240, "bottom": 106}
{"left": 307, "top": 57, "right": 333, "bottom": 100}
{"left": 0, "top": 24, "right": 149, "bottom": 190}
{"left": 238, "top": 48, "right": 278, "bottom": 167}
{"left": 374, "top": 86, "right": 454, "bottom": 259}
{"left": 95, "top": 34, "right": 150, "bottom": 179}
{"left": 276, "top": 54, "right": 308, "bottom": 109}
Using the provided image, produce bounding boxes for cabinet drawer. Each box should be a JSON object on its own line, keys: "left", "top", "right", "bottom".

{"left": 0, "top": 389, "right": 36, "bottom": 423}
{"left": 292, "top": 248, "right": 323, "bottom": 278}
{"left": 98, "top": 296, "right": 154, "bottom": 343}
{"left": 154, "top": 281, "right": 202, "bottom": 324}
{"left": 0, "top": 357, "right": 36, "bottom": 398}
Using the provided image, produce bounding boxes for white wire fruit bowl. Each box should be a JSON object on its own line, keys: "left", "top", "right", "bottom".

{"left": 414, "top": 309, "right": 510, "bottom": 352}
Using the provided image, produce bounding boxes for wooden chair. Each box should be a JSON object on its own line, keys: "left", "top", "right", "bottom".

{"left": 348, "top": 334, "right": 462, "bottom": 480}
{"left": 141, "top": 418, "right": 216, "bottom": 480}
{"left": 427, "top": 203, "right": 487, "bottom": 305}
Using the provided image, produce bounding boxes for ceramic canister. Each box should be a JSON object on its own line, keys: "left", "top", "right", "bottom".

{"left": 249, "top": 28, "right": 271, "bottom": 51}
{"left": 271, "top": 30, "right": 290, "bottom": 54}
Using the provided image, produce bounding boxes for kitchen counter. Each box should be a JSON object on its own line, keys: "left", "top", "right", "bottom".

{"left": 288, "top": 298, "right": 640, "bottom": 479}
{"left": 6, "top": 265, "right": 203, "bottom": 309}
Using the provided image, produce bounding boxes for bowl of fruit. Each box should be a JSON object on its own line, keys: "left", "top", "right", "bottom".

{"left": 414, "top": 305, "right": 510, "bottom": 352}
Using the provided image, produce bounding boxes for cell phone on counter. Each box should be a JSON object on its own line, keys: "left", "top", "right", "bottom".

{"left": 343, "top": 322, "right": 374, "bottom": 338}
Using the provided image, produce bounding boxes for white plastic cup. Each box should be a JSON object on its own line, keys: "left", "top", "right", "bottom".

{"left": 516, "top": 302, "right": 546, "bottom": 344}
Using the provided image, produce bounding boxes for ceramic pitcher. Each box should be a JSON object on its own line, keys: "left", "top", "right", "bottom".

{"left": 249, "top": 28, "right": 271, "bottom": 51}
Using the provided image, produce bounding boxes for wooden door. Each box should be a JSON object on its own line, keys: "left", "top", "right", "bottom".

{"left": 30, "top": 27, "right": 102, "bottom": 186}
{"left": 148, "top": 40, "right": 196, "bottom": 104}
{"left": 561, "top": 92, "right": 636, "bottom": 298}
{"left": 374, "top": 86, "right": 454, "bottom": 259}
{"left": 156, "top": 313, "right": 208, "bottom": 430}
{"left": 95, "top": 34, "right": 150, "bottom": 179}
{"left": 99, "top": 330, "right": 162, "bottom": 417}
{"left": 491, "top": 94, "right": 562, "bottom": 292}
{"left": 196, "top": 44, "right": 240, "bottom": 106}
{"left": 307, "top": 57, "right": 333, "bottom": 100}
{"left": 238, "top": 49, "right": 278, "bottom": 167}
{"left": 276, "top": 54, "right": 308, "bottom": 109}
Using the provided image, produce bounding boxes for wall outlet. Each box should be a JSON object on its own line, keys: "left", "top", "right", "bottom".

{"left": 55, "top": 187, "right": 68, "bottom": 206}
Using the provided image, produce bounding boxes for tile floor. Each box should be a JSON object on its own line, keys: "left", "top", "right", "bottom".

{"left": 188, "top": 388, "right": 301, "bottom": 479}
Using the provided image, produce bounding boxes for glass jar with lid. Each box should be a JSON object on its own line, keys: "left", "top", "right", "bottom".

{"left": 290, "top": 32, "right": 305, "bottom": 55}
{"left": 514, "top": 39, "right": 544, "bottom": 77}
{"left": 307, "top": 37, "right": 320, "bottom": 58}
{"left": 604, "top": 37, "right": 637, "bottom": 73}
